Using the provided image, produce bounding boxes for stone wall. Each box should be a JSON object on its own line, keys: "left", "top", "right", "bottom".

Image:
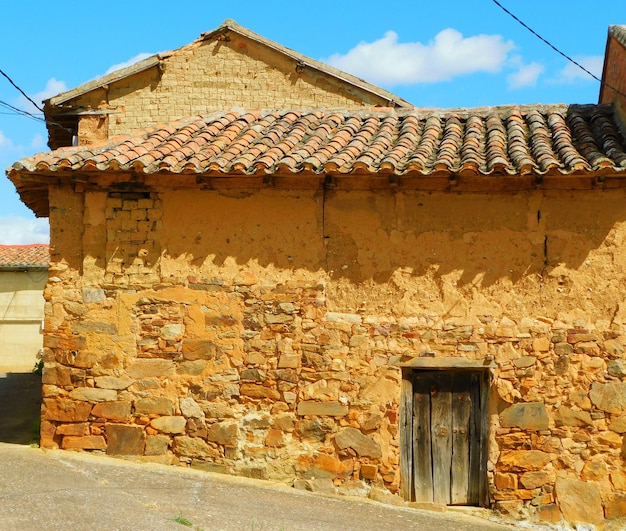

{"left": 41, "top": 186, "right": 626, "bottom": 527}
{"left": 63, "top": 34, "right": 392, "bottom": 145}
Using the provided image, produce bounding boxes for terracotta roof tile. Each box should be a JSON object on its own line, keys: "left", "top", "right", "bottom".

{"left": 610, "top": 25, "right": 626, "bottom": 48}
{"left": 0, "top": 245, "right": 49, "bottom": 268}
{"left": 9, "top": 104, "right": 626, "bottom": 207}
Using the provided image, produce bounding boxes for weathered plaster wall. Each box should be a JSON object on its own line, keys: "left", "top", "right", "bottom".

{"left": 41, "top": 186, "right": 626, "bottom": 526}
{"left": 69, "top": 35, "right": 390, "bottom": 144}
{"left": 0, "top": 270, "right": 46, "bottom": 371}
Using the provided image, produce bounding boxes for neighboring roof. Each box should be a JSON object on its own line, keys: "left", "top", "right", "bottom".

{"left": 0, "top": 245, "right": 49, "bottom": 268}
{"left": 9, "top": 104, "right": 626, "bottom": 217}
{"left": 609, "top": 25, "right": 626, "bottom": 47}
{"left": 46, "top": 20, "right": 411, "bottom": 109}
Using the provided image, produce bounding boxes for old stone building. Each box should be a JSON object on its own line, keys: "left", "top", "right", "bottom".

{"left": 7, "top": 22, "right": 626, "bottom": 530}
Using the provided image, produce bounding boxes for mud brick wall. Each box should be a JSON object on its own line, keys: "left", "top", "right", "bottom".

{"left": 61, "top": 34, "right": 392, "bottom": 145}
{"left": 41, "top": 186, "right": 626, "bottom": 527}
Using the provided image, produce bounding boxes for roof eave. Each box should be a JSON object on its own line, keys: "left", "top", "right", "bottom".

{"left": 45, "top": 55, "right": 162, "bottom": 107}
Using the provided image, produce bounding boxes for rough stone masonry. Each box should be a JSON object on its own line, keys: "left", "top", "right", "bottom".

{"left": 39, "top": 185, "right": 626, "bottom": 528}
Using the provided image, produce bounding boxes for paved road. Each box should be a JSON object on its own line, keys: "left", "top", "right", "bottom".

{"left": 0, "top": 443, "right": 526, "bottom": 531}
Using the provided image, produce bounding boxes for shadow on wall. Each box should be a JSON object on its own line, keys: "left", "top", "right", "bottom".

{"left": 0, "top": 372, "right": 42, "bottom": 445}
{"left": 152, "top": 189, "right": 626, "bottom": 285}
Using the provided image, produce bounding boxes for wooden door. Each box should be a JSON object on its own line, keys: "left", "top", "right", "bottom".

{"left": 402, "top": 370, "right": 488, "bottom": 506}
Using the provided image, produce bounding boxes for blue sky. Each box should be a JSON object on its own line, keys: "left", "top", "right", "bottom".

{"left": 0, "top": 0, "right": 622, "bottom": 243}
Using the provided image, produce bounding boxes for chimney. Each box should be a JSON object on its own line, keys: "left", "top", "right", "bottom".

{"left": 599, "top": 25, "right": 626, "bottom": 114}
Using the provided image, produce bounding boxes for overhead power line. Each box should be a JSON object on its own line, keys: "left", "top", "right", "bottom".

{"left": 0, "top": 69, "right": 74, "bottom": 135}
{"left": 491, "top": 0, "right": 626, "bottom": 102}
{"left": 0, "top": 68, "right": 45, "bottom": 113}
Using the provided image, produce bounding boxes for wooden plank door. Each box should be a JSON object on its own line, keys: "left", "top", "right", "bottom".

{"left": 410, "top": 370, "right": 486, "bottom": 506}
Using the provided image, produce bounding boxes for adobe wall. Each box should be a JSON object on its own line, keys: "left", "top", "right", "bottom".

{"left": 42, "top": 186, "right": 626, "bottom": 526}
{"left": 69, "top": 35, "right": 391, "bottom": 144}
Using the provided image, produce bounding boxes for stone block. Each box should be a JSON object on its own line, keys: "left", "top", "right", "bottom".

{"left": 608, "top": 360, "right": 626, "bottom": 378}
{"left": 150, "top": 416, "right": 186, "bottom": 434}
{"left": 273, "top": 413, "right": 295, "bottom": 432}
{"left": 55, "top": 423, "right": 90, "bottom": 436}
{"left": 277, "top": 353, "right": 300, "bottom": 368}
{"left": 590, "top": 382, "right": 626, "bottom": 413}
{"left": 42, "top": 365, "right": 72, "bottom": 386}
{"left": 554, "top": 406, "right": 592, "bottom": 427}
{"left": 301, "top": 453, "right": 353, "bottom": 480}
{"left": 92, "top": 401, "right": 132, "bottom": 421}
{"left": 595, "top": 431, "right": 623, "bottom": 448}
{"left": 610, "top": 415, "right": 626, "bottom": 434}
{"left": 555, "top": 478, "right": 604, "bottom": 526}
{"left": 43, "top": 398, "right": 92, "bottom": 422}
{"left": 500, "top": 402, "right": 549, "bottom": 430}
{"left": 106, "top": 424, "right": 145, "bottom": 456}
{"left": 180, "top": 397, "right": 204, "bottom": 418}
{"left": 519, "top": 470, "right": 555, "bottom": 489}
{"left": 83, "top": 288, "right": 106, "bottom": 303}
{"left": 360, "top": 463, "right": 378, "bottom": 480}
{"left": 293, "top": 478, "right": 335, "bottom": 494}
{"left": 206, "top": 421, "right": 239, "bottom": 447}
{"left": 95, "top": 376, "right": 133, "bottom": 390}
{"left": 498, "top": 450, "right": 553, "bottom": 472}
{"left": 240, "top": 383, "right": 280, "bottom": 400}
{"left": 61, "top": 435, "right": 106, "bottom": 450}
{"left": 238, "top": 466, "right": 268, "bottom": 480}
{"left": 581, "top": 459, "right": 608, "bottom": 481}
{"left": 265, "top": 428, "right": 285, "bottom": 447}
{"left": 611, "top": 469, "right": 626, "bottom": 491}
{"left": 177, "top": 360, "right": 207, "bottom": 375}
{"left": 145, "top": 435, "right": 170, "bottom": 456}
{"left": 535, "top": 504, "right": 562, "bottom": 524}
{"left": 174, "top": 436, "right": 218, "bottom": 458}
{"left": 297, "top": 401, "right": 348, "bottom": 417}
{"left": 70, "top": 388, "right": 118, "bottom": 402}
{"left": 135, "top": 396, "right": 175, "bottom": 416}
{"left": 335, "top": 427, "right": 382, "bottom": 458}
{"left": 495, "top": 472, "right": 518, "bottom": 490}
{"left": 606, "top": 494, "right": 626, "bottom": 519}
{"left": 126, "top": 359, "right": 175, "bottom": 378}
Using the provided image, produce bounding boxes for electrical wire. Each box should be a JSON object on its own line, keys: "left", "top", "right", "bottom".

{"left": 0, "top": 68, "right": 45, "bottom": 113}
{"left": 491, "top": 0, "right": 626, "bottom": 100}
{"left": 0, "top": 68, "right": 75, "bottom": 134}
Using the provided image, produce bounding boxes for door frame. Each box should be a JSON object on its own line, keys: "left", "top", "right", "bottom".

{"left": 400, "top": 366, "right": 490, "bottom": 506}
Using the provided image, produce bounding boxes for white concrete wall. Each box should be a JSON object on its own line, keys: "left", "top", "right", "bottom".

{"left": 0, "top": 269, "right": 46, "bottom": 372}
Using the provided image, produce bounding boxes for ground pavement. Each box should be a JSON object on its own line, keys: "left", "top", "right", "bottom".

{"left": 0, "top": 373, "right": 532, "bottom": 530}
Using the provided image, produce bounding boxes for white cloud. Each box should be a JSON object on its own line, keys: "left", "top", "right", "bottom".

{"left": 554, "top": 55, "right": 604, "bottom": 84}
{"left": 0, "top": 216, "right": 49, "bottom": 244}
{"left": 0, "top": 130, "right": 14, "bottom": 151}
{"left": 507, "top": 62, "right": 544, "bottom": 89}
{"left": 105, "top": 52, "right": 154, "bottom": 75}
{"left": 30, "top": 134, "right": 45, "bottom": 150}
{"left": 324, "top": 29, "right": 515, "bottom": 86}
{"left": 17, "top": 78, "right": 68, "bottom": 113}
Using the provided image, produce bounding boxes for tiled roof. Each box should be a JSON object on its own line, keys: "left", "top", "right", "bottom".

{"left": 610, "top": 25, "right": 626, "bottom": 48}
{"left": 12, "top": 104, "right": 626, "bottom": 178}
{"left": 0, "top": 245, "right": 49, "bottom": 268}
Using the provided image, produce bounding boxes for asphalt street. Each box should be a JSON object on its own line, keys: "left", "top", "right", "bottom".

{"left": 0, "top": 443, "right": 526, "bottom": 531}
